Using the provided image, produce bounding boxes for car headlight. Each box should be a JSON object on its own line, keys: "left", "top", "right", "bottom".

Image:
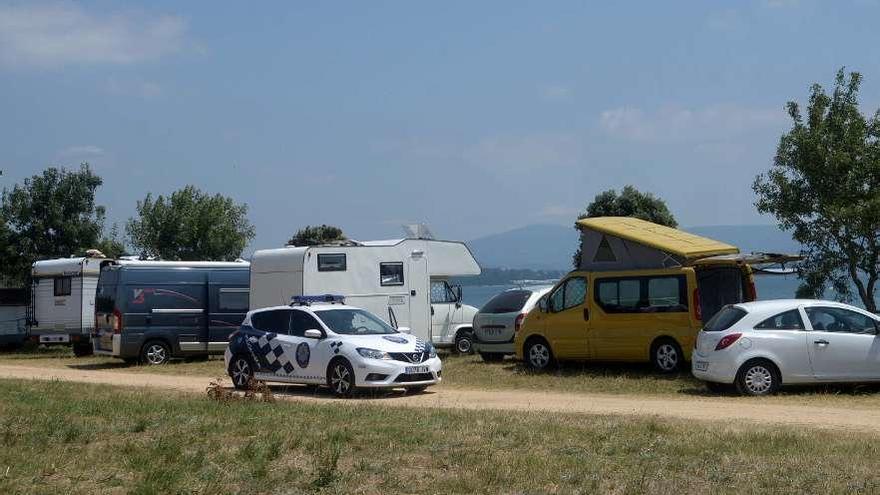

{"left": 425, "top": 342, "right": 437, "bottom": 359}
{"left": 356, "top": 347, "right": 391, "bottom": 360}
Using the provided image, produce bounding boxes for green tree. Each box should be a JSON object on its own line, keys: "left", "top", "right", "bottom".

{"left": 0, "top": 164, "right": 107, "bottom": 284}
{"left": 127, "top": 185, "right": 256, "bottom": 261}
{"left": 754, "top": 68, "right": 880, "bottom": 311}
{"left": 573, "top": 186, "right": 678, "bottom": 267}
{"left": 288, "top": 225, "right": 347, "bottom": 246}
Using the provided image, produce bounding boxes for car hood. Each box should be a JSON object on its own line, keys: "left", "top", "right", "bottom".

{"left": 332, "top": 333, "right": 426, "bottom": 352}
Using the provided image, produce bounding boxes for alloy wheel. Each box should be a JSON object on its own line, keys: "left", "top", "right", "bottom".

{"left": 144, "top": 344, "right": 168, "bottom": 365}
{"left": 528, "top": 343, "right": 550, "bottom": 369}
{"left": 655, "top": 343, "right": 679, "bottom": 371}
{"left": 331, "top": 364, "right": 351, "bottom": 395}
{"left": 231, "top": 358, "right": 251, "bottom": 388}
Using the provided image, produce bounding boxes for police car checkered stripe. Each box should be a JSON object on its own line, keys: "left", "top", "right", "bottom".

{"left": 414, "top": 339, "right": 426, "bottom": 352}
{"left": 246, "top": 332, "right": 296, "bottom": 375}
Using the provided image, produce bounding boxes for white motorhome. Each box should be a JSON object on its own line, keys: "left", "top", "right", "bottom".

{"left": 250, "top": 239, "right": 482, "bottom": 351}
{"left": 30, "top": 256, "right": 113, "bottom": 355}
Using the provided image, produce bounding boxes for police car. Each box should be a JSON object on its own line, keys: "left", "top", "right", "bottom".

{"left": 225, "top": 295, "right": 441, "bottom": 397}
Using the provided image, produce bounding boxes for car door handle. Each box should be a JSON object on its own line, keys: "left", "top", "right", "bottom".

{"left": 814, "top": 339, "right": 829, "bottom": 345}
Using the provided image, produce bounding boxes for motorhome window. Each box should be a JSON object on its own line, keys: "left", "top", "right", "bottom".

{"left": 53, "top": 277, "right": 72, "bottom": 297}
{"left": 251, "top": 310, "right": 291, "bottom": 333}
{"left": 290, "top": 310, "right": 323, "bottom": 337}
{"left": 755, "top": 310, "right": 805, "bottom": 331}
{"left": 126, "top": 285, "right": 203, "bottom": 311}
{"left": 316, "top": 309, "right": 396, "bottom": 335}
{"left": 647, "top": 276, "right": 687, "bottom": 311}
{"left": 431, "top": 281, "right": 457, "bottom": 304}
{"left": 380, "top": 262, "right": 404, "bottom": 286}
{"left": 217, "top": 289, "right": 249, "bottom": 312}
{"left": 596, "top": 278, "right": 641, "bottom": 313}
{"left": 318, "top": 254, "right": 346, "bottom": 272}
{"left": 481, "top": 290, "right": 531, "bottom": 314}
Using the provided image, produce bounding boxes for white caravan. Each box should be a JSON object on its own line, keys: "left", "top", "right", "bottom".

{"left": 250, "top": 239, "right": 482, "bottom": 351}
{"left": 30, "top": 256, "right": 112, "bottom": 355}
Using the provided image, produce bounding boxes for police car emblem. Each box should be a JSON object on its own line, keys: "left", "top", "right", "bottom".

{"left": 296, "top": 342, "right": 310, "bottom": 367}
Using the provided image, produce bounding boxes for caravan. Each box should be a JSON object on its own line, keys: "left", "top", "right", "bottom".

{"left": 249, "top": 239, "right": 482, "bottom": 349}
{"left": 29, "top": 256, "right": 113, "bottom": 355}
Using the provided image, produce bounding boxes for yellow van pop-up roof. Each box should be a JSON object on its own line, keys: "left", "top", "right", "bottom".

{"left": 576, "top": 217, "right": 739, "bottom": 260}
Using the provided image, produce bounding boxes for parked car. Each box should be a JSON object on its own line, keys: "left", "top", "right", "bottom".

{"left": 472, "top": 286, "right": 551, "bottom": 362}
{"left": 692, "top": 299, "right": 880, "bottom": 395}
{"left": 514, "top": 217, "right": 798, "bottom": 373}
{"left": 93, "top": 260, "right": 250, "bottom": 364}
{"left": 225, "top": 295, "right": 441, "bottom": 397}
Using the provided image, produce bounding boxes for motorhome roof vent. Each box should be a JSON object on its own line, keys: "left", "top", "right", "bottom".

{"left": 290, "top": 294, "right": 346, "bottom": 306}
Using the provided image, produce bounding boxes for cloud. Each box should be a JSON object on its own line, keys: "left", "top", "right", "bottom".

{"left": 58, "top": 145, "right": 105, "bottom": 157}
{"left": 0, "top": 3, "right": 188, "bottom": 68}
{"left": 598, "top": 104, "right": 787, "bottom": 143}
{"left": 539, "top": 84, "right": 573, "bottom": 102}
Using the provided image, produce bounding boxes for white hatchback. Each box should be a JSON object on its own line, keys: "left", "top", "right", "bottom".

{"left": 692, "top": 299, "right": 880, "bottom": 395}
{"left": 225, "top": 297, "right": 441, "bottom": 397}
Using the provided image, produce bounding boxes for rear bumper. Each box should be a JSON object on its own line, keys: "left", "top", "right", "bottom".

{"left": 29, "top": 331, "right": 91, "bottom": 345}
{"left": 472, "top": 342, "right": 515, "bottom": 354}
{"left": 691, "top": 356, "right": 737, "bottom": 384}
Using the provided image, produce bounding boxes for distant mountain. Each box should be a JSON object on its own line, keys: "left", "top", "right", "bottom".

{"left": 467, "top": 223, "right": 802, "bottom": 271}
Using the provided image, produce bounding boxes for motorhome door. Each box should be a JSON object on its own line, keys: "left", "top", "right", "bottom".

{"left": 407, "top": 250, "right": 430, "bottom": 342}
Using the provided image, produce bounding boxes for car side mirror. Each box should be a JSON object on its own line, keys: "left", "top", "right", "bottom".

{"left": 397, "top": 326, "right": 412, "bottom": 334}
{"left": 304, "top": 329, "right": 323, "bottom": 339}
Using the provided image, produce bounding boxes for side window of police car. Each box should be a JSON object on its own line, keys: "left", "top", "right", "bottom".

{"left": 251, "top": 310, "right": 291, "bottom": 334}
{"left": 290, "top": 310, "right": 323, "bottom": 338}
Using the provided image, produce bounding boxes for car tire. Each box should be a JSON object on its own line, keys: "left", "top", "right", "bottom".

{"left": 140, "top": 340, "right": 171, "bottom": 365}
{"left": 651, "top": 338, "right": 683, "bottom": 373}
{"left": 228, "top": 354, "right": 254, "bottom": 390}
{"left": 72, "top": 342, "right": 93, "bottom": 357}
{"left": 523, "top": 338, "right": 554, "bottom": 371}
{"left": 454, "top": 330, "right": 474, "bottom": 355}
{"left": 327, "top": 359, "right": 357, "bottom": 398}
{"left": 735, "top": 359, "right": 781, "bottom": 396}
{"left": 479, "top": 352, "right": 505, "bottom": 363}
{"left": 406, "top": 385, "right": 429, "bottom": 394}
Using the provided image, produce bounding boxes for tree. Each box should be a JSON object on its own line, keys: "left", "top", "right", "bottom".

{"left": 0, "top": 164, "right": 107, "bottom": 284}
{"left": 573, "top": 186, "right": 678, "bottom": 267}
{"left": 127, "top": 185, "right": 256, "bottom": 261}
{"left": 754, "top": 68, "right": 880, "bottom": 311}
{"left": 288, "top": 225, "right": 347, "bottom": 246}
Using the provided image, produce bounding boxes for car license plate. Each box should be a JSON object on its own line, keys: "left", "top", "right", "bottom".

{"left": 40, "top": 334, "right": 70, "bottom": 343}
{"left": 405, "top": 365, "right": 429, "bottom": 374}
{"left": 482, "top": 326, "right": 504, "bottom": 336}
{"left": 694, "top": 360, "right": 709, "bottom": 372}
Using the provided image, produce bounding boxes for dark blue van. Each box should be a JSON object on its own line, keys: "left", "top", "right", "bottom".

{"left": 93, "top": 260, "right": 249, "bottom": 364}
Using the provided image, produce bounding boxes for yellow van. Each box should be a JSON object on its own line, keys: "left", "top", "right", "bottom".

{"left": 514, "top": 217, "right": 796, "bottom": 372}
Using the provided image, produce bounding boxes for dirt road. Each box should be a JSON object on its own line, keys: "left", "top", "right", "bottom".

{"left": 2, "top": 363, "right": 878, "bottom": 432}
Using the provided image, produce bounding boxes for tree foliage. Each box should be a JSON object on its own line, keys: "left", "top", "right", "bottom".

{"left": 127, "top": 185, "right": 256, "bottom": 261}
{"left": 573, "top": 186, "right": 678, "bottom": 267}
{"left": 754, "top": 68, "right": 880, "bottom": 311}
{"left": 288, "top": 225, "right": 347, "bottom": 246}
{"left": 0, "top": 164, "right": 107, "bottom": 284}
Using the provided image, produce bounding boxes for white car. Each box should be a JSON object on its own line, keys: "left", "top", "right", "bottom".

{"left": 472, "top": 286, "right": 551, "bottom": 361}
{"left": 225, "top": 296, "right": 441, "bottom": 397}
{"left": 692, "top": 299, "right": 880, "bottom": 395}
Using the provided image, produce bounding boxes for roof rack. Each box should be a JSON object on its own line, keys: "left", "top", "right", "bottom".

{"left": 290, "top": 294, "right": 345, "bottom": 306}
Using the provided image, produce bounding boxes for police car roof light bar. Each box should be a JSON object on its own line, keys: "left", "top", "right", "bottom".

{"left": 290, "top": 294, "right": 345, "bottom": 306}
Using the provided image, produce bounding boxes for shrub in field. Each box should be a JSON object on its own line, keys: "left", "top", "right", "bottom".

{"left": 206, "top": 377, "right": 275, "bottom": 403}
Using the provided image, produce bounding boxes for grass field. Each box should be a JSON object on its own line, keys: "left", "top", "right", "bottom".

{"left": 5, "top": 345, "right": 880, "bottom": 408}
{"left": 1, "top": 379, "right": 880, "bottom": 494}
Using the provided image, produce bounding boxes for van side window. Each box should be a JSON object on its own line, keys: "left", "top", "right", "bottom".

{"left": 127, "top": 285, "right": 203, "bottom": 311}
{"left": 251, "top": 310, "right": 291, "bottom": 333}
{"left": 549, "top": 277, "right": 587, "bottom": 312}
{"left": 218, "top": 288, "right": 249, "bottom": 312}
{"left": 380, "top": 262, "right": 404, "bottom": 286}
{"left": 318, "top": 254, "right": 346, "bottom": 272}
{"left": 755, "top": 310, "right": 804, "bottom": 330}
{"left": 596, "top": 275, "right": 687, "bottom": 313}
{"left": 290, "top": 310, "right": 323, "bottom": 337}
{"left": 431, "top": 281, "right": 457, "bottom": 304}
{"left": 53, "top": 277, "right": 72, "bottom": 297}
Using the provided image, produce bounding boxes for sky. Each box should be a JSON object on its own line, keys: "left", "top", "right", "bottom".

{"left": 1, "top": 0, "right": 879, "bottom": 253}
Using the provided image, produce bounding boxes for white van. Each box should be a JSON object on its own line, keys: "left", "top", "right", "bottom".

{"left": 249, "top": 239, "right": 482, "bottom": 351}
{"left": 29, "top": 256, "right": 114, "bottom": 355}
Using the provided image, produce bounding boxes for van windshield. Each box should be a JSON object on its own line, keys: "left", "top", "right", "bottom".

{"left": 703, "top": 306, "right": 747, "bottom": 332}
{"left": 317, "top": 309, "right": 397, "bottom": 335}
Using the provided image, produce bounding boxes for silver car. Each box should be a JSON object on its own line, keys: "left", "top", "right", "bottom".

{"left": 472, "top": 287, "right": 551, "bottom": 362}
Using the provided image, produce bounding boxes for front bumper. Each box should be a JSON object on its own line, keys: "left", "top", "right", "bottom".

{"left": 354, "top": 356, "right": 442, "bottom": 388}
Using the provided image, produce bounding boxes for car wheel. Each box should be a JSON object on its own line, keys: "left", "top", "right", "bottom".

{"left": 454, "top": 330, "right": 474, "bottom": 354}
{"left": 651, "top": 339, "right": 683, "bottom": 373}
{"left": 406, "top": 385, "right": 429, "bottom": 394}
{"left": 72, "top": 342, "right": 93, "bottom": 357}
{"left": 140, "top": 341, "right": 170, "bottom": 365}
{"left": 229, "top": 355, "right": 253, "bottom": 390}
{"left": 735, "top": 359, "right": 780, "bottom": 396}
{"left": 328, "top": 359, "right": 357, "bottom": 398}
{"left": 479, "top": 352, "right": 504, "bottom": 363}
{"left": 524, "top": 338, "right": 554, "bottom": 371}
